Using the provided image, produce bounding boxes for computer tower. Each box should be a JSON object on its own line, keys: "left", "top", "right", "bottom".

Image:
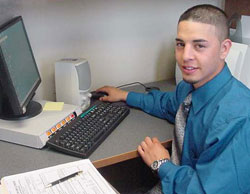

{"left": 55, "top": 58, "right": 91, "bottom": 110}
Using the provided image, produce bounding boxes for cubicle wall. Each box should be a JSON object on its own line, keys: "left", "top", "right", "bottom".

{"left": 0, "top": 0, "right": 224, "bottom": 101}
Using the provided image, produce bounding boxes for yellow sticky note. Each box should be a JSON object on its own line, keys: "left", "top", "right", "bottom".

{"left": 43, "top": 102, "right": 64, "bottom": 111}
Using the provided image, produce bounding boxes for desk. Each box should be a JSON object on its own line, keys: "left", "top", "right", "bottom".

{"left": 0, "top": 79, "right": 175, "bottom": 179}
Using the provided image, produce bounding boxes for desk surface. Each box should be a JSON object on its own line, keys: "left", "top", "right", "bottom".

{"left": 0, "top": 79, "right": 176, "bottom": 179}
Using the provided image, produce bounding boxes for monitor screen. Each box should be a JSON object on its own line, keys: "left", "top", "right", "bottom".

{"left": 0, "top": 16, "right": 42, "bottom": 120}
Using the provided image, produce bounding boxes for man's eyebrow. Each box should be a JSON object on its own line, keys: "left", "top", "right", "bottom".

{"left": 175, "top": 38, "right": 208, "bottom": 43}
{"left": 193, "top": 39, "right": 208, "bottom": 43}
{"left": 175, "top": 38, "right": 183, "bottom": 42}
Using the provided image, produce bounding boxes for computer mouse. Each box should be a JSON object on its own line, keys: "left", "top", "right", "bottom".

{"left": 90, "top": 91, "right": 108, "bottom": 99}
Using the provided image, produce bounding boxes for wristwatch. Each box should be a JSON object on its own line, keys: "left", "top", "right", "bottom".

{"left": 150, "top": 158, "right": 169, "bottom": 173}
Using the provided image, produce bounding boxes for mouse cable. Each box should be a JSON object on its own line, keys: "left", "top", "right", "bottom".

{"left": 117, "top": 82, "right": 147, "bottom": 89}
{"left": 116, "top": 81, "right": 153, "bottom": 92}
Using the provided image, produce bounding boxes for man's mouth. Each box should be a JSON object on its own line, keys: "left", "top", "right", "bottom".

{"left": 182, "top": 66, "right": 198, "bottom": 74}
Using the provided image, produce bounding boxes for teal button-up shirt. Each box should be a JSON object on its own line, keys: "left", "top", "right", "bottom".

{"left": 126, "top": 65, "right": 250, "bottom": 193}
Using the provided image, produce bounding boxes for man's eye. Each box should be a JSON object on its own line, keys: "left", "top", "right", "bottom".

{"left": 176, "top": 42, "right": 184, "bottom": 47}
{"left": 195, "top": 44, "right": 205, "bottom": 49}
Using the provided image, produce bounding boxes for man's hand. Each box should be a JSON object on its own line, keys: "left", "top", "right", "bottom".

{"left": 96, "top": 86, "right": 128, "bottom": 102}
{"left": 137, "top": 137, "right": 170, "bottom": 167}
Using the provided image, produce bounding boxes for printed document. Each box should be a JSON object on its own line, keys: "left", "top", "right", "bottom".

{"left": 0, "top": 159, "right": 117, "bottom": 194}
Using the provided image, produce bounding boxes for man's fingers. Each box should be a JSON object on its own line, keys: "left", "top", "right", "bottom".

{"left": 144, "top": 136, "right": 153, "bottom": 145}
{"left": 137, "top": 145, "right": 145, "bottom": 156}
{"left": 99, "top": 96, "right": 109, "bottom": 101}
{"left": 152, "top": 137, "right": 160, "bottom": 143}
{"left": 140, "top": 140, "right": 148, "bottom": 150}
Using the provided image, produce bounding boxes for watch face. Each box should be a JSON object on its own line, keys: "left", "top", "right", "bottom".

{"left": 151, "top": 159, "right": 169, "bottom": 172}
{"left": 151, "top": 160, "right": 159, "bottom": 170}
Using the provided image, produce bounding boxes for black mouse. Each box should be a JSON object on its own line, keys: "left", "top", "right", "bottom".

{"left": 90, "top": 91, "right": 108, "bottom": 99}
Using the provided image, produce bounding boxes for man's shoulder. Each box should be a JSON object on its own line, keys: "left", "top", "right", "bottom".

{"left": 230, "top": 78, "right": 250, "bottom": 100}
{"left": 216, "top": 78, "right": 250, "bottom": 117}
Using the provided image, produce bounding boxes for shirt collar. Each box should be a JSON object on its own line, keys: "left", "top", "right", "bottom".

{"left": 191, "top": 64, "right": 233, "bottom": 114}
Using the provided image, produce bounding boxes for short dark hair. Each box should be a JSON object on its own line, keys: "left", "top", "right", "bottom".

{"left": 179, "top": 4, "right": 229, "bottom": 41}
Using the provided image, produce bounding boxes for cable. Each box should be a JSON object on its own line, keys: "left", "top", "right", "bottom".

{"left": 116, "top": 82, "right": 147, "bottom": 89}
{"left": 116, "top": 81, "right": 160, "bottom": 92}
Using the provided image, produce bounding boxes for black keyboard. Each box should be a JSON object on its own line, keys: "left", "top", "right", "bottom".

{"left": 47, "top": 101, "right": 130, "bottom": 158}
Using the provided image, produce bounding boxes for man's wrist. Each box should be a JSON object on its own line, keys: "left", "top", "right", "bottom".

{"left": 121, "top": 91, "right": 129, "bottom": 101}
{"left": 150, "top": 158, "right": 169, "bottom": 173}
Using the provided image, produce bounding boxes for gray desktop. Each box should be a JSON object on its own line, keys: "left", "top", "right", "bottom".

{"left": 0, "top": 79, "right": 175, "bottom": 179}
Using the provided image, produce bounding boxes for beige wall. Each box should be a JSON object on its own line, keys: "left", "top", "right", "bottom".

{"left": 0, "top": 0, "right": 224, "bottom": 101}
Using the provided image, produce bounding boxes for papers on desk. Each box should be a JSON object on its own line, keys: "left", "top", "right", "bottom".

{"left": 0, "top": 159, "right": 117, "bottom": 194}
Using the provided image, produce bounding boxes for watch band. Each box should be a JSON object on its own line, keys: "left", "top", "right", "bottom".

{"left": 150, "top": 158, "right": 169, "bottom": 173}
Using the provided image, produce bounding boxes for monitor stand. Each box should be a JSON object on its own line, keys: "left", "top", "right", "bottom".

{"left": 0, "top": 101, "right": 42, "bottom": 121}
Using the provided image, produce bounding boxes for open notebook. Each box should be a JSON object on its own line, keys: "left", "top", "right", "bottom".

{"left": 0, "top": 159, "right": 117, "bottom": 194}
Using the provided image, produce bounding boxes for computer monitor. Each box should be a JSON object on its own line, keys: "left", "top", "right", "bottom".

{"left": 0, "top": 16, "right": 42, "bottom": 120}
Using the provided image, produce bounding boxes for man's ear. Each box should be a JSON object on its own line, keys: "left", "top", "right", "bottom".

{"left": 220, "top": 39, "right": 232, "bottom": 60}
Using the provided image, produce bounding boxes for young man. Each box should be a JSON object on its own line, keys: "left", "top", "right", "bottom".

{"left": 97, "top": 4, "right": 250, "bottom": 193}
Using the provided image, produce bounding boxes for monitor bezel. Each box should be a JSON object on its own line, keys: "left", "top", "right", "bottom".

{"left": 0, "top": 16, "right": 41, "bottom": 116}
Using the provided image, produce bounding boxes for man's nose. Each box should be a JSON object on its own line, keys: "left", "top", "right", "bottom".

{"left": 183, "top": 45, "right": 194, "bottom": 61}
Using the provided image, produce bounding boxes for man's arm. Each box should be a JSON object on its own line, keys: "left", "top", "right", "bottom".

{"left": 143, "top": 117, "right": 250, "bottom": 194}
{"left": 96, "top": 86, "right": 178, "bottom": 122}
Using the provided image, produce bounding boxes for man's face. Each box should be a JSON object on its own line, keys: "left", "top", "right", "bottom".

{"left": 175, "top": 21, "right": 225, "bottom": 88}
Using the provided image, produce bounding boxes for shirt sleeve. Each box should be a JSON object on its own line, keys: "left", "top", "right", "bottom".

{"left": 158, "top": 117, "right": 250, "bottom": 194}
{"left": 125, "top": 81, "right": 193, "bottom": 123}
{"left": 126, "top": 90, "right": 178, "bottom": 123}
